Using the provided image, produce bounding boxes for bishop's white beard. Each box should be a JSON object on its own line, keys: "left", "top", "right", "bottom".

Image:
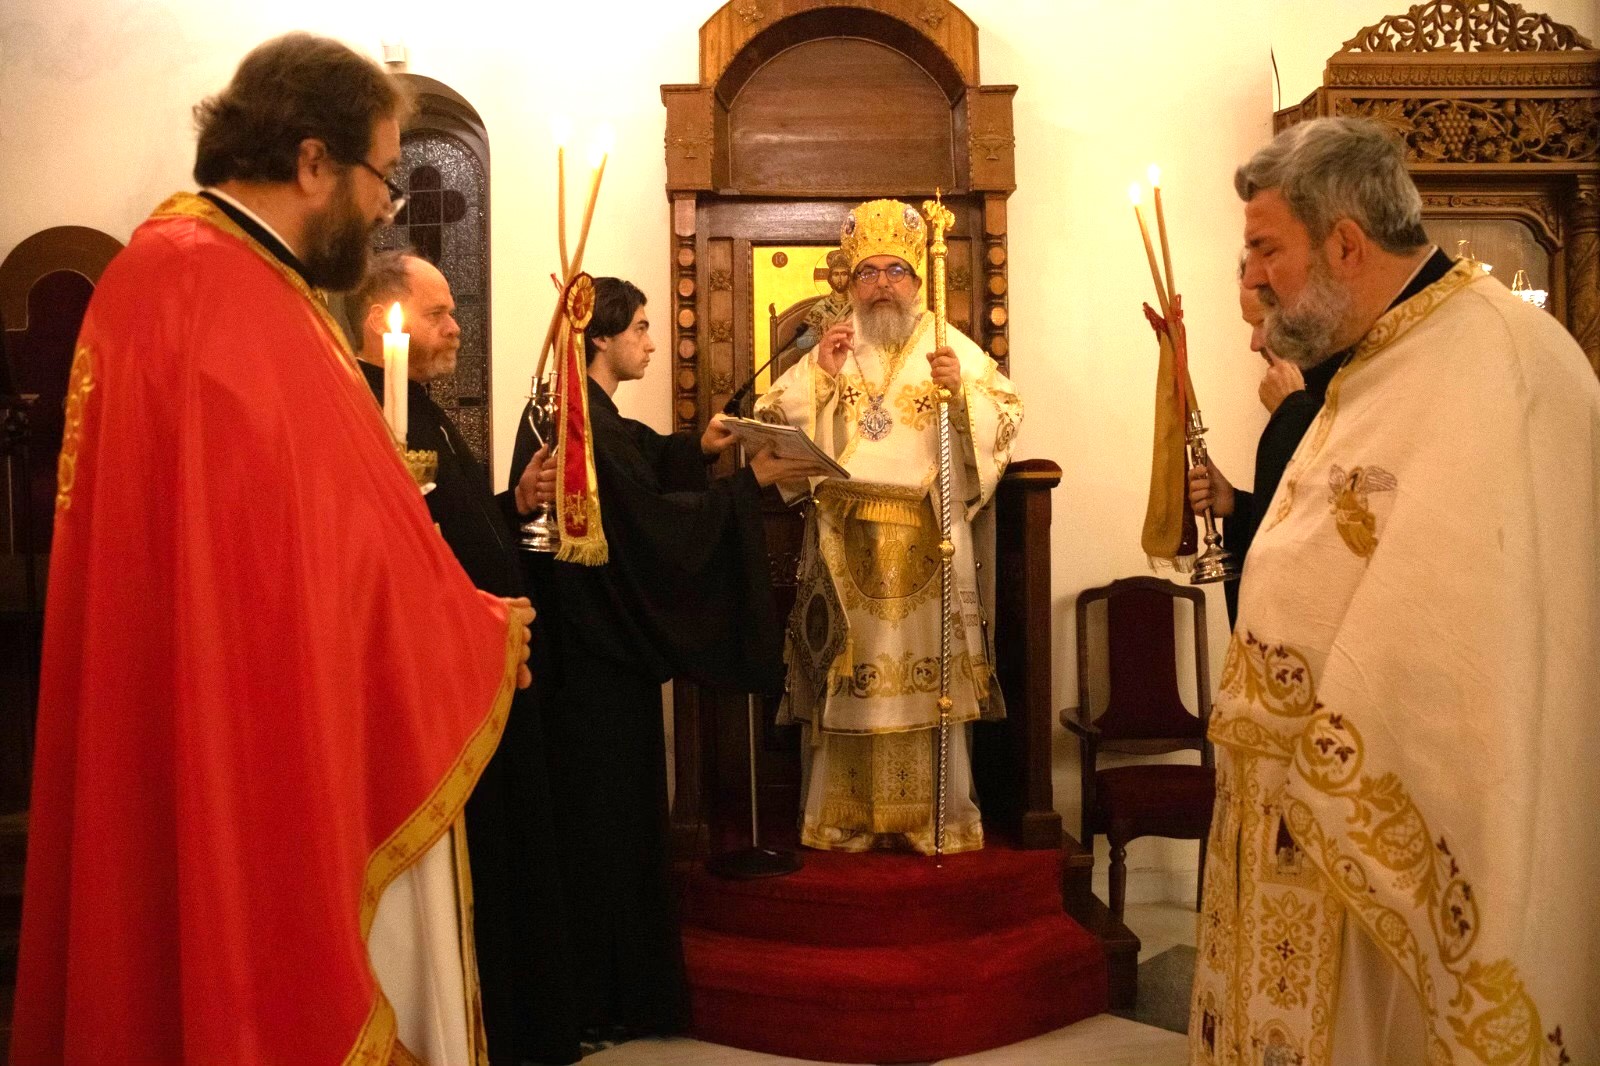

{"left": 854, "top": 295, "right": 920, "bottom": 350}
{"left": 1260, "top": 252, "right": 1354, "bottom": 369}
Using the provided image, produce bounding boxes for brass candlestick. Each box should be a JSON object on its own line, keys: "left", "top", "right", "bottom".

{"left": 518, "top": 380, "right": 560, "bottom": 553}
{"left": 1185, "top": 409, "right": 1240, "bottom": 585}
{"left": 403, "top": 448, "right": 438, "bottom": 495}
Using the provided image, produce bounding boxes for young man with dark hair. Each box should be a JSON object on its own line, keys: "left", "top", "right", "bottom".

{"left": 511, "top": 277, "right": 828, "bottom": 1044}
{"left": 12, "top": 35, "right": 532, "bottom": 1066}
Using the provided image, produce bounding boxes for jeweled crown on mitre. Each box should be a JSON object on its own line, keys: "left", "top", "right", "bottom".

{"left": 840, "top": 199, "right": 927, "bottom": 272}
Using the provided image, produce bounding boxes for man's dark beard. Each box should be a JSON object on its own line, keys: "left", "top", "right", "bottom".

{"left": 1259, "top": 252, "right": 1353, "bottom": 369}
{"left": 302, "top": 180, "right": 374, "bottom": 291}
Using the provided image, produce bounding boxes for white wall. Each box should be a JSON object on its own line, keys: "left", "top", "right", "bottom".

{"left": 3, "top": 0, "right": 1594, "bottom": 902}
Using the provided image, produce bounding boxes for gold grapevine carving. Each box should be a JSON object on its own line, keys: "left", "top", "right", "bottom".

{"left": 1338, "top": 96, "right": 1598, "bottom": 163}
{"left": 1340, "top": 0, "right": 1594, "bottom": 53}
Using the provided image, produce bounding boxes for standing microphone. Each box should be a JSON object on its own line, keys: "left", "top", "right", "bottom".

{"left": 722, "top": 325, "right": 819, "bottom": 417}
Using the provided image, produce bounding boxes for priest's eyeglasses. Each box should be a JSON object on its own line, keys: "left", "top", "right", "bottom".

{"left": 852, "top": 263, "right": 916, "bottom": 286}
{"left": 353, "top": 159, "right": 408, "bottom": 221}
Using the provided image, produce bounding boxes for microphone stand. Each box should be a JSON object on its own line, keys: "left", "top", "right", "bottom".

{"left": 722, "top": 328, "right": 817, "bottom": 417}
{"left": 706, "top": 317, "right": 829, "bottom": 878}
{"left": 705, "top": 429, "right": 802, "bottom": 881}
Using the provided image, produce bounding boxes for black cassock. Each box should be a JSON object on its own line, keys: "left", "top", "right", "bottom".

{"left": 510, "top": 377, "right": 783, "bottom": 1036}
{"left": 360, "top": 363, "right": 581, "bottom": 1066}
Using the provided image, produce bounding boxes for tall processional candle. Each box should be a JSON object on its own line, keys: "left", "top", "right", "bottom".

{"left": 1148, "top": 164, "right": 1174, "bottom": 298}
{"left": 383, "top": 302, "right": 409, "bottom": 442}
{"left": 1129, "top": 183, "right": 1170, "bottom": 316}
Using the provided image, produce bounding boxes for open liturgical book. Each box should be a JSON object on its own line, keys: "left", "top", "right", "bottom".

{"left": 721, "top": 417, "right": 851, "bottom": 480}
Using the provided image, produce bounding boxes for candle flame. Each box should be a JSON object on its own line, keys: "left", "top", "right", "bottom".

{"left": 589, "top": 125, "right": 614, "bottom": 168}
{"left": 1147, "top": 163, "right": 1161, "bottom": 188}
{"left": 1127, "top": 182, "right": 1142, "bottom": 206}
{"left": 387, "top": 302, "right": 404, "bottom": 334}
{"left": 552, "top": 117, "right": 572, "bottom": 149}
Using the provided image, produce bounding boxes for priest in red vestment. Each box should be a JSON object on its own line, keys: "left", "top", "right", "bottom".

{"left": 10, "top": 33, "right": 528, "bottom": 1065}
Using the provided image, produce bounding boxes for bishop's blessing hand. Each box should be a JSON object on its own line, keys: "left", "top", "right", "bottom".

{"left": 817, "top": 322, "right": 854, "bottom": 378}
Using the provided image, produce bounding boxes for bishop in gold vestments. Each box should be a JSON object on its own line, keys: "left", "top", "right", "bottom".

{"left": 757, "top": 199, "right": 1022, "bottom": 855}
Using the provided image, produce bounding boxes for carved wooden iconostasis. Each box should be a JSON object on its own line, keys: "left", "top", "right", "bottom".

{"left": 1275, "top": 0, "right": 1599, "bottom": 374}
{"left": 661, "top": 0, "right": 1065, "bottom": 858}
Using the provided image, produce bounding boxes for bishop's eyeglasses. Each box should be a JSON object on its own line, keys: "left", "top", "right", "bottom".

{"left": 852, "top": 263, "right": 916, "bottom": 286}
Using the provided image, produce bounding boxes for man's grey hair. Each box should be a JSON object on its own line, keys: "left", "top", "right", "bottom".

{"left": 346, "top": 248, "right": 417, "bottom": 335}
{"left": 1235, "top": 117, "right": 1428, "bottom": 255}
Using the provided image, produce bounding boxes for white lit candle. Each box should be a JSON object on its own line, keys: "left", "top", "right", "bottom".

{"left": 553, "top": 117, "right": 572, "bottom": 277}
{"left": 383, "top": 301, "right": 409, "bottom": 442}
{"left": 1148, "top": 163, "right": 1175, "bottom": 298}
{"left": 1130, "top": 182, "right": 1170, "bottom": 317}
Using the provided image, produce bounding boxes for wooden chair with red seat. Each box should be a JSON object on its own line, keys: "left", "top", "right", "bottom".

{"left": 1061, "top": 575, "right": 1214, "bottom": 921}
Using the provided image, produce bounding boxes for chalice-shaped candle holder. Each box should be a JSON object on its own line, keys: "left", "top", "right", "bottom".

{"left": 1186, "top": 409, "right": 1241, "bottom": 585}
{"left": 518, "top": 379, "right": 560, "bottom": 553}
{"left": 404, "top": 448, "right": 438, "bottom": 496}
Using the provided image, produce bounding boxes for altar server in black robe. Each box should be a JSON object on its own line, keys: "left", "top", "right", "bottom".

{"left": 511, "top": 277, "right": 832, "bottom": 1042}
{"left": 353, "top": 250, "right": 581, "bottom": 1065}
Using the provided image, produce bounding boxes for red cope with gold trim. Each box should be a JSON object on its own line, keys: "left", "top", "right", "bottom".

{"left": 10, "top": 192, "right": 518, "bottom": 1066}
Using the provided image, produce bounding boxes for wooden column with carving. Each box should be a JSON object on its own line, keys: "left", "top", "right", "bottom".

{"left": 1570, "top": 175, "right": 1600, "bottom": 372}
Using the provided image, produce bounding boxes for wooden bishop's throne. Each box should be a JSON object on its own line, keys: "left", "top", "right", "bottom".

{"left": 659, "top": 3, "right": 1134, "bottom": 1048}
{"left": 661, "top": 0, "right": 1059, "bottom": 861}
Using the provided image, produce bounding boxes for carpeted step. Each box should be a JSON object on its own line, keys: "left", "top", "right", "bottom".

{"left": 682, "top": 842, "right": 1065, "bottom": 947}
{"left": 684, "top": 913, "right": 1108, "bottom": 1063}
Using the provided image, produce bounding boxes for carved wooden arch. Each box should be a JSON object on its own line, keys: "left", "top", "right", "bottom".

{"left": 662, "top": 0, "right": 1017, "bottom": 436}
{"left": 0, "top": 226, "right": 122, "bottom": 333}
{"left": 1, "top": 225, "right": 124, "bottom": 560}
{"left": 1275, "top": 0, "right": 1600, "bottom": 373}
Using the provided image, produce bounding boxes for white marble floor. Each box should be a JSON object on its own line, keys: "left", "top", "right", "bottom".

{"left": 585, "top": 901, "right": 1199, "bottom": 1066}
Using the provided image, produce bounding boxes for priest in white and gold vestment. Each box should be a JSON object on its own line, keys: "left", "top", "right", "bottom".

{"left": 1190, "top": 117, "right": 1599, "bottom": 1065}
{"left": 756, "top": 199, "right": 1022, "bottom": 854}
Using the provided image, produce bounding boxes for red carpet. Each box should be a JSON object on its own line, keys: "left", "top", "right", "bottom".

{"left": 682, "top": 844, "right": 1108, "bottom": 1062}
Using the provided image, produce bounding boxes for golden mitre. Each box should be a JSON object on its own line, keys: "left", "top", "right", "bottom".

{"left": 840, "top": 199, "right": 927, "bottom": 271}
